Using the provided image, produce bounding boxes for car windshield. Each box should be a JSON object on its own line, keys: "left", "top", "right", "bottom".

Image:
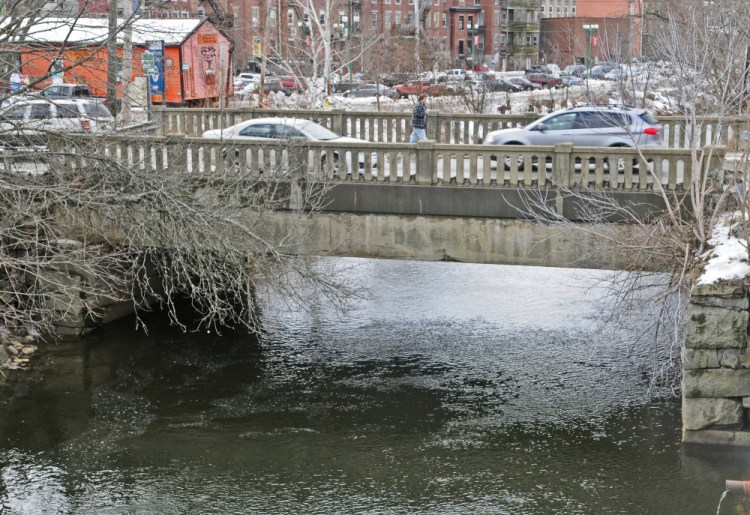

{"left": 81, "top": 102, "right": 111, "bottom": 118}
{"left": 300, "top": 121, "right": 340, "bottom": 141}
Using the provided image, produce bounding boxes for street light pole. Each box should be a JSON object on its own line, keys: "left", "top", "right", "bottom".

{"left": 467, "top": 24, "right": 477, "bottom": 71}
{"left": 347, "top": 0, "right": 353, "bottom": 84}
{"left": 583, "top": 23, "right": 598, "bottom": 78}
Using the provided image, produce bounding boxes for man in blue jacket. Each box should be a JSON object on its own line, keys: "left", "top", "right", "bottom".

{"left": 409, "top": 94, "right": 428, "bottom": 143}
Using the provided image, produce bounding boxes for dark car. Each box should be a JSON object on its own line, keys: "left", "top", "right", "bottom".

{"left": 588, "top": 63, "right": 618, "bottom": 79}
{"left": 506, "top": 76, "right": 542, "bottom": 91}
{"left": 333, "top": 81, "right": 363, "bottom": 94}
{"left": 525, "top": 73, "right": 560, "bottom": 89}
{"left": 485, "top": 78, "right": 523, "bottom": 92}
{"left": 563, "top": 64, "right": 588, "bottom": 77}
{"left": 343, "top": 84, "right": 398, "bottom": 99}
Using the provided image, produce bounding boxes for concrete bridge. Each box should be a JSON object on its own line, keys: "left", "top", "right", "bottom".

{"left": 41, "top": 109, "right": 750, "bottom": 448}
{"left": 48, "top": 127, "right": 725, "bottom": 269}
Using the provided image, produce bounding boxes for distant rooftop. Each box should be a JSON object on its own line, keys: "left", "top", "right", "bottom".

{"left": 4, "top": 17, "right": 205, "bottom": 46}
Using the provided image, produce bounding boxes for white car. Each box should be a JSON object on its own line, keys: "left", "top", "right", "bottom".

{"left": 202, "top": 117, "right": 376, "bottom": 174}
{"left": 0, "top": 98, "right": 115, "bottom": 148}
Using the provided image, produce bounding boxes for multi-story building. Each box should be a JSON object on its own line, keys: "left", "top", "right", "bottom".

{"left": 539, "top": 0, "right": 643, "bottom": 67}
{"left": 75, "top": 0, "right": 541, "bottom": 73}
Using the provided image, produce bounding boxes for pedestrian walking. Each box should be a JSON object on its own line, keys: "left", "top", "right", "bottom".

{"left": 409, "top": 94, "right": 428, "bottom": 143}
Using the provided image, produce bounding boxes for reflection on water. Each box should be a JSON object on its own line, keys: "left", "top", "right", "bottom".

{"left": 0, "top": 259, "right": 748, "bottom": 514}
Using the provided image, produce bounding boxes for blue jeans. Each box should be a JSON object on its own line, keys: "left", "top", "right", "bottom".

{"left": 410, "top": 127, "right": 427, "bottom": 143}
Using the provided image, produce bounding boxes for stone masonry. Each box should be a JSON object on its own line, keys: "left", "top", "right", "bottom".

{"left": 682, "top": 281, "right": 750, "bottom": 445}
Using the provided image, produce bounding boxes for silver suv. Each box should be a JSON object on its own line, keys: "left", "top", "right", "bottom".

{"left": 484, "top": 105, "right": 664, "bottom": 148}
{"left": 0, "top": 98, "right": 114, "bottom": 148}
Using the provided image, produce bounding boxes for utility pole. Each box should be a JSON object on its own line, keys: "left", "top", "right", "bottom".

{"left": 121, "top": 0, "right": 134, "bottom": 125}
{"left": 415, "top": 0, "right": 420, "bottom": 77}
{"left": 106, "top": 0, "right": 118, "bottom": 116}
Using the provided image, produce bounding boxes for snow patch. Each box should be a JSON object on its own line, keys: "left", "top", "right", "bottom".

{"left": 697, "top": 212, "right": 750, "bottom": 285}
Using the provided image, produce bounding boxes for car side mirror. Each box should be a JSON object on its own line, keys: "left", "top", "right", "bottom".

{"left": 535, "top": 123, "right": 546, "bottom": 132}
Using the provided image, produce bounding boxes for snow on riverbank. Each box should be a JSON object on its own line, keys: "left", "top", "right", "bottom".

{"left": 697, "top": 213, "right": 750, "bottom": 285}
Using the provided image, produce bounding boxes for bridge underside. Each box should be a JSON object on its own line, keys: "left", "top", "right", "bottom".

{"left": 251, "top": 183, "right": 671, "bottom": 270}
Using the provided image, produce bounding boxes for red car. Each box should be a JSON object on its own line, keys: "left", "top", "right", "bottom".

{"left": 392, "top": 80, "right": 447, "bottom": 99}
{"left": 525, "top": 73, "right": 559, "bottom": 89}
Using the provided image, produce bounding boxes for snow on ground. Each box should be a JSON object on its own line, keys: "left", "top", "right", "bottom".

{"left": 697, "top": 212, "right": 750, "bottom": 285}
{"left": 231, "top": 78, "right": 664, "bottom": 116}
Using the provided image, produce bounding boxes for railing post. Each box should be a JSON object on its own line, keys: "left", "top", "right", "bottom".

{"left": 152, "top": 105, "right": 166, "bottom": 136}
{"left": 553, "top": 142, "right": 573, "bottom": 188}
{"left": 702, "top": 144, "right": 727, "bottom": 193}
{"left": 415, "top": 140, "right": 435, "bottom": 185}
{"left": 331, "top": 109, "right": 345, "bottom": 136}
{"left": 288, "top": 137, "right": 309, "bottom": 210}
{"left": 428, "top": 111, "right": 441, "bottom": 142}
{"left": 166, "top": 134, "right": 187, "bottom": 173}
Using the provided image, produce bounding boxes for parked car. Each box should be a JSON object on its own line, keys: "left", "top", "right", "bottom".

{"left": 343, "top": 83, "right": 398, "bottom": 99}
{"left": 40, "top": 83, "right": 103, "bottom": 100}
{"left": 201, "top": 117, "right": 377, "bottom": 173}
{"left": 525, "top": 73, "right": 560, "bottom": 89}
{"left": 484, "top": 78, "right": 523, "bottom": 92}
{"left": 563, "top": 64, "right": 588, "bottom": 77}
{"left": 392, "top": 80, "right": 448, "bottom": 98}
{"left": 505, "top": 76, "right": 542, "bottom": 91}
{"left": 0, "top": 98, "right": 115, "bottom": 147}
{"left": 604, "top": 68, "right": 628, "bottom": 81}
{"left": 333, "top": 81, "right": 363, "bottom": 94}
{"left": 278, "top": 76, "right": 307, "bottom": 94}
{"left": 483, "top": 105, "right": 664, "bottom": 148}
{"left": 559, "top": 75, "right": 585, "bottom": 87}
{"left": 588, "top": 63, "right": 618, "bottom": 79}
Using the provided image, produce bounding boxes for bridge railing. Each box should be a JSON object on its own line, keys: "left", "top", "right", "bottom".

{"left": 51, "top": 134, "right": 718, "bottom": 193}
{"left": 152, "top": 106, "right": 748, "bottom": 150}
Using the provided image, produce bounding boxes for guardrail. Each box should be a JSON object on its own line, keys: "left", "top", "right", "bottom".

{"left": 151, "top": 107, "right": 748, "bottom": 151}
{"left": 50, "top": 134, "right": 720, "bottom": 193}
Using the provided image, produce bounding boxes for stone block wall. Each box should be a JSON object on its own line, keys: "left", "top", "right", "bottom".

{"left": 682, "top": 282, "right": 750, "bottom": 445}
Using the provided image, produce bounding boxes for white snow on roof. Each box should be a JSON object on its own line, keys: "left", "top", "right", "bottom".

{"left": 5, "top": 17, "right": 203, "bottom": 46}
{"left": 697, "top": 212, "right": 750, "bottom": 285}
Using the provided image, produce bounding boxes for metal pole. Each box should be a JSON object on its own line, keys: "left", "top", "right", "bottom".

{"left": 470, "top": 26, "right": 475, "bottom": 71}
{"left": 348, "top": 0, "right": 353, "bottom": 83}
{"left": 415, "top": 0, "right": 420, "bottom": 77}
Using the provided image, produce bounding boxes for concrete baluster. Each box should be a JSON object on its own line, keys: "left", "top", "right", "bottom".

{"left": 331, "top": 109, "right": 344, "bottom": 137}
{"left": 415, "top": 140, "right": 435, "bottom": 185}
{"left": 428, "top": 111, "right": 441, "bottom": 142}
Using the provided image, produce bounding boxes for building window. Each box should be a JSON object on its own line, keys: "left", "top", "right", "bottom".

{"left": 288, "top": 11, "right": 294, "bottom": 24}
{"left": 433, "top": 12, "right": 438, "bottom": 26}
{"left": 385, "top": 11, "right": 391, "bottom": 28}
{"left": 197, "top": 7, "right": 205, "bottom": 16}
{"left": 181, "top": 10, "right": 188, "bottom": 17}
{"left": 493, "top": 34, "right": 499, "bottom": 51}
{"left": 289, "top": 27, "right": 297, "bottom": 39}
{"left": 493, "top": 12, "right": 499, "bottom": 26}
{"left": 371, "top": 11, "right": 378, "bottom": 28}
{"left": 441, "top": 13, "right": 446, "bottom": 27}
{"left": 459, "top": 15, "right": 464, "bottom": 30}
{"left": 396, "top": 0, "right": 401, "bottom": 5}
{"left": 252, "top": 6, "right": 259, "bottom": 26}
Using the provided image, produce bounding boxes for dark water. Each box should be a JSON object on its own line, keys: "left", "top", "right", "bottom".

{"left": 1, "top": 259, "right": 749, "bottom": 514}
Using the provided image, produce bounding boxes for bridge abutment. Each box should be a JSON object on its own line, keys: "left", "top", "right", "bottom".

{"left": 682, "top": 282, "right": 750, "bottom": 445}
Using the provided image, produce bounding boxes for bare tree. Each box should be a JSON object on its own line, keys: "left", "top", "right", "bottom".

{"left": 0, "top": 10, "right": 364, "bottom": 351}
{"left": 512, "top": 1, "right": 750, "bottom": 393}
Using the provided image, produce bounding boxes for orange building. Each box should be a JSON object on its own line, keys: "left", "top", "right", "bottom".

{"left": 17, "top": 17, "right": 233, "bottom": 106}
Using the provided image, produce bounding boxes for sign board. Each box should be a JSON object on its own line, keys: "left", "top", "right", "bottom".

{"left": 182, "top": 63, "right": 190, "bottom": 70}
{"left": 146, "top": 40, "right": 165, "bottom": 100}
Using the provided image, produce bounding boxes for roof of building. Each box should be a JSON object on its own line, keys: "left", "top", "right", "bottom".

{"left": 4, "top": 17, "right": 207, "bottom": 46}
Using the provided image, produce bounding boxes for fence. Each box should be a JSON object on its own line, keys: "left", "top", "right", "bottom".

{"left": 151, "top": 106, "right": 748, "bottom": 151}
{"left": 50, "top": 134, "right": 721, "bottom": 193}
